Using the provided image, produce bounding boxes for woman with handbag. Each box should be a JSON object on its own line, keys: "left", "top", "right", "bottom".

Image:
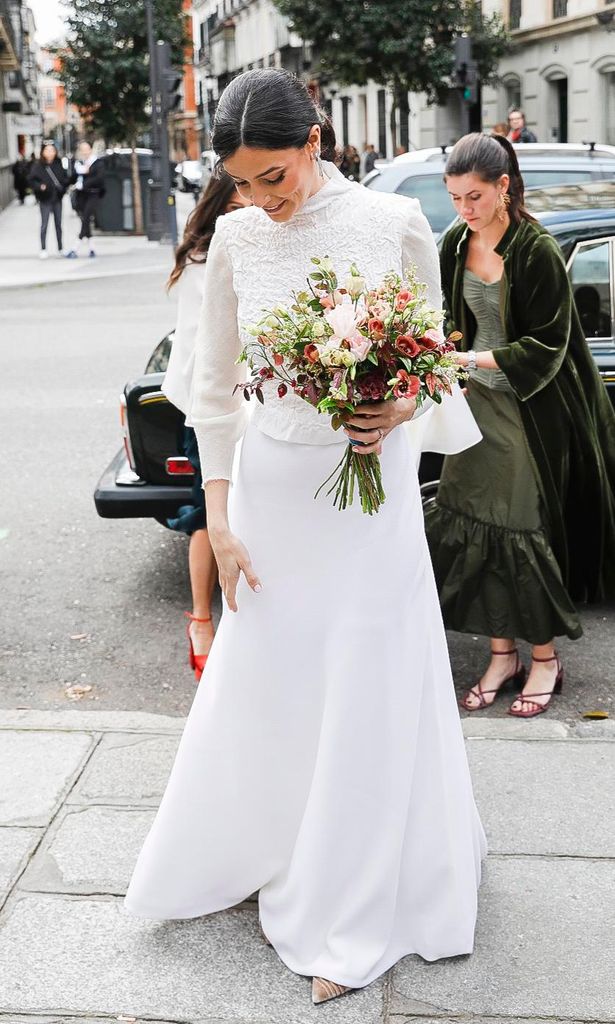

{"left": 427, "top": 133, "right": 615, "bottom": 717}
{"left": 28, "top": 141, "right": 69, "bottom": 259}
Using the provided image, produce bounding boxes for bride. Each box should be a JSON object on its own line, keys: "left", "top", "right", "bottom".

{"left": 124, "top": 68, "right": 487, "bottom": 1004}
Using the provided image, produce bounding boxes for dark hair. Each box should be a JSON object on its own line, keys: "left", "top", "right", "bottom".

{"left": 40, "top": 141, "right": 58, "bottom": 160}
{"left": 168, "top": 171, "right": 238, "bottom": 288}
{"left": 212, "top": 68, "right": 336, "bottom": 163}
{"left": 444, "top": 132, "right": 535, "bottom": 224}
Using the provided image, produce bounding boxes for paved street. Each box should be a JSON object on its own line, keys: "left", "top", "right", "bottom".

{"left": 1, "top": 708, "right": 614, "bottom": 1022}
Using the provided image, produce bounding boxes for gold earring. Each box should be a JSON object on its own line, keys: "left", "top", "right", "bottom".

{"left": 314, "top": 148, "right": 325, "bottom": 178}
{"left": 496, "top": 191, "right": 511, "bottom": 222}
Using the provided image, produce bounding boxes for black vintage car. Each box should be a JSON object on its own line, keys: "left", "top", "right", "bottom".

{"left": 94, "top": 181, "right": 615, "bottom": 524}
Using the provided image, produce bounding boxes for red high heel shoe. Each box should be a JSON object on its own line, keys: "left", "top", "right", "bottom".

{"left": 459, "top": 647, "right": 527, "bottom": 711}
{"left": 185, "top": 612, "right": 214, "bottom": 683}
{"left": 508, "top": 652, "right": 564, "bottom": 718}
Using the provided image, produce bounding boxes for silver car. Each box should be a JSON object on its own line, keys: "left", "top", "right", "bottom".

{"left": 363, "top": 143, "right": 615, "bottom": 236}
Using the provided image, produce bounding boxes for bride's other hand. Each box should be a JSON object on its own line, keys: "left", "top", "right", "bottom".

{"left": 343, "top": 398, "right": 417, "bottom": 455}
{"left": 209, "top": 527, "right": 261, "bottom": 612}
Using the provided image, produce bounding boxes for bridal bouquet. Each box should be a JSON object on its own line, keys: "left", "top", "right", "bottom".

{"left": 236, "top": 257, "right": 464, "bottom": 514}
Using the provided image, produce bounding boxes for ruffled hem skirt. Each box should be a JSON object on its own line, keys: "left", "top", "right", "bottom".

{"left": 424, "top": 380, "right": 582, "bottom": 644}
{"left": 123, "top": 423, "right": 487, "bottom": 989}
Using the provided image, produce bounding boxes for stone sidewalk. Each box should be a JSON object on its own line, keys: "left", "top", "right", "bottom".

{"left": 0, "top": 193, "right": 193, "bottom": 289}
{"left": 0, "top": 708, "right": 614, "bottom": 1024}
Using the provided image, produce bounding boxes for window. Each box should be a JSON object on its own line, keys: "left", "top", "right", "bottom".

{"left": 522, "top": 170, "right": 593, "bottom": 187}
{"left": 509, "top": 0, "right": 521, "bottom": 29}
{"left": 377, "top": 89, "right": 386, "bottom": 159}
{"left": 504, "top": 76, "right": 521, "bottom": 112}
{"left": 553, "top": 0, "right": 567, "bottom": 17}
{"left": 569, "top": 240, "right": 613, "bottom": 340}
{"left": 341, "top": 96, "right": 350, "bottom": 147}
{"left": 394, "top": 174, "right": 453, "bottom": 234}
{"left": 605, "top": 71, "right": 615, "bottom": 146}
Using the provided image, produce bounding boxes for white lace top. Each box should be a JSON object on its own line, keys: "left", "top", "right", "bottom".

{"left": 190, "top": 163, "right": 442, "bottom": 483}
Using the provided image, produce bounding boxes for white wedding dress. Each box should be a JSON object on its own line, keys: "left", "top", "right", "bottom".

{"left": 124, "top": 165, "right": 487, "bottom": 989}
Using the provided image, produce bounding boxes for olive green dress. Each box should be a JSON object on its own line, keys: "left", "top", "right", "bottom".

{"left": 424, "top": 269, "right": 582, "bottom": 644}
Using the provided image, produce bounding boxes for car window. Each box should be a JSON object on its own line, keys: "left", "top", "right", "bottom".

{"left": 522, "top": 170, "right": 594, "bottom": 187}
{"left": 145, "top": 334, "right": 173, "bottom": 374}
{"left": 394, "top": 174, "right": 453, "bottom": 233}
{"left": 569, "top": 240, "right": 613, "bottom": 339}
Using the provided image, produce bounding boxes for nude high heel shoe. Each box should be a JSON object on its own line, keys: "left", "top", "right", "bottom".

{"left": 312, "top": 977, "right": 353, "bottom": 1004}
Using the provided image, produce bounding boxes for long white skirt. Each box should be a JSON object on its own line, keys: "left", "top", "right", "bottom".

{"left": 124, "top": 423, "right": 487, "bottom": 989}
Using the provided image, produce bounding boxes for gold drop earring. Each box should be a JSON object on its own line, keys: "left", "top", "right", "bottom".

{"left": 496, "top": 190, "right": 511, "bottom": 222}
{"left": 314, "top": 148, "right": 325, "bottom": 179}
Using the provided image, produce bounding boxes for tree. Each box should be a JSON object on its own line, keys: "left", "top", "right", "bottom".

{"left": 272, "top": 0, "right": 511, "bottom": 151}
{"left": 58, "top": 0, "right": 186, "bottom": 232}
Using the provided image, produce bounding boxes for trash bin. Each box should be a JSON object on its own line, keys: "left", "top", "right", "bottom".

{"left": 95, "top": 149, "right": 153, "bottom": 233}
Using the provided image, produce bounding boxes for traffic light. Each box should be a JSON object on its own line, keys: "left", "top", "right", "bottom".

{"left": 157, "top": 40, "right": 182, "bottom": 114}
{"left": 453, "top": 35, "right": 478, "bottom": 105}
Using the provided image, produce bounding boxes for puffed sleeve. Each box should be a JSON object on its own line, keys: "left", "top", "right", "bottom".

{"left": 189, "top": 225, "right": 250, "bottom": 483}
{"left": 400, "top": 200, "right": 442, "bottom": 421}
{"left": 401, "top": 202, "right": 482, "bottom": 451}
{"left": 492, "top": 232, "right": 571, "bottom": 401}
{"left": 401, "top": 200, "right": 442, "bottom": 313}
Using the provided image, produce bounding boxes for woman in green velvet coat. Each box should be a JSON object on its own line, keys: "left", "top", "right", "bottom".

{"left": 425, "top": 133, "right": 615, "bottom": 718}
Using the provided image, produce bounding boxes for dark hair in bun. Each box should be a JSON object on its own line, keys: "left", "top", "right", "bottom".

{"left": 444, "top": 132, "right": 536, "bottom": 224}
{"left": 212, "top": 68, "right": 337, "bottom": 163}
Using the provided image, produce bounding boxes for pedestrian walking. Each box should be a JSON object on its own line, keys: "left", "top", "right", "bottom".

{"left": 507, "top": 108, "right": 537, "bottom": 143}
{"left": 66, "top": 141, "right": 106, "bottom": 258}
{"left": 426, "top": 133, "right": 615, "bottom": 717}
{"left": 163, "top": 173, "right": 250, "bottom": 681}
{"left": 28, "top": 141, "right": 69, "bottom": 259}
{"left": 124, "top": 67, "right": 486, "bottom": 1006}
{"left": 11, "top": 154, "right": 29, "bottom": 204}
{"left": 360, "top": 141, "right": 379, "bottom": 178}
{"left": 339, "top": 143, "right": 360, "bottom": 179}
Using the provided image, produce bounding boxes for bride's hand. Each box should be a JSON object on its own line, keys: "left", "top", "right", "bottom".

{"left": 208, "top": 527, "right": 261, "bottom": 613}
{"left": 342, "top": 398, "right": 417, "bottom": 455}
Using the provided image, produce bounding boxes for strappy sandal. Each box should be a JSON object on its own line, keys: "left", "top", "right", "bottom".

{"left": 459, "top": 648, "right": 527, "bottom": 712}
{"left": 508, "top": 652, "right": 564, "bottom": 718}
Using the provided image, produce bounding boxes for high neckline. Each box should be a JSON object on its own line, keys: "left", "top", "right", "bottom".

{"left": 289, "top": 162, "right": 355, "bottom": 220}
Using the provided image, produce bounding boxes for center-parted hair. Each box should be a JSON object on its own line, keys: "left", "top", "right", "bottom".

{"left": 212, "top": 68, "right": 336, "bottom": 162}
{"left": 444, "top": 132, "right": 535, "bottom": 224}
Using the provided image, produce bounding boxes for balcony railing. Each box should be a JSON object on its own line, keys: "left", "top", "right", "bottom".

{"left": 553, "top": 0, "right": 568, "bottom": 17}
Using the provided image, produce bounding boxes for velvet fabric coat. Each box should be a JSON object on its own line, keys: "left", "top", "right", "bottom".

{"left": 440, "top": 217, "right": 615, "bottom": 603}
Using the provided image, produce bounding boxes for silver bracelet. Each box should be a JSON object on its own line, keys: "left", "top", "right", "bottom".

{"left": 467, "top": 350, "right": 477, "bottom": 371}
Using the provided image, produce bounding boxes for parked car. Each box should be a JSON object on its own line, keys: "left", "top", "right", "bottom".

{"left": 362, "top": 143, "right": 615, "bottom": 236}
{"left": 175, "top": 159, "right": 203, "bottom": 194}
{"left": 94, "top": 180, "right": 615, "bottom": 525}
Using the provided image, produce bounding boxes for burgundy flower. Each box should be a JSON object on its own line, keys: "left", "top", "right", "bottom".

{"left": 357, "top": 372, "right": 387, "bottom": 401}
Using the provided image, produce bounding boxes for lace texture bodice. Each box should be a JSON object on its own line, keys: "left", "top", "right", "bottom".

{"left": 190, "top": 164, "right": 442, "bottom": 483}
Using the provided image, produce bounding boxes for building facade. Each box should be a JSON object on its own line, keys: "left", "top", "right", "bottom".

{"left": 0, "top": 0, "right": 42, "bottom": 209}
{"left": 169, "top": 0, "right": 200, "bottom": 160}
{"left": 482, "top": 0, "right": 615, "bottom": 143}
{"left": 38, "top": 47, "right": 82, "bottom": 156}
{"left": 190, "top": 0, "right": 438, "bottom": 159}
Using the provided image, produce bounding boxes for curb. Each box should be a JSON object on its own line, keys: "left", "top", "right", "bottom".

{"left": 1, "top": 708, "right": 613, "bottom": 740}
